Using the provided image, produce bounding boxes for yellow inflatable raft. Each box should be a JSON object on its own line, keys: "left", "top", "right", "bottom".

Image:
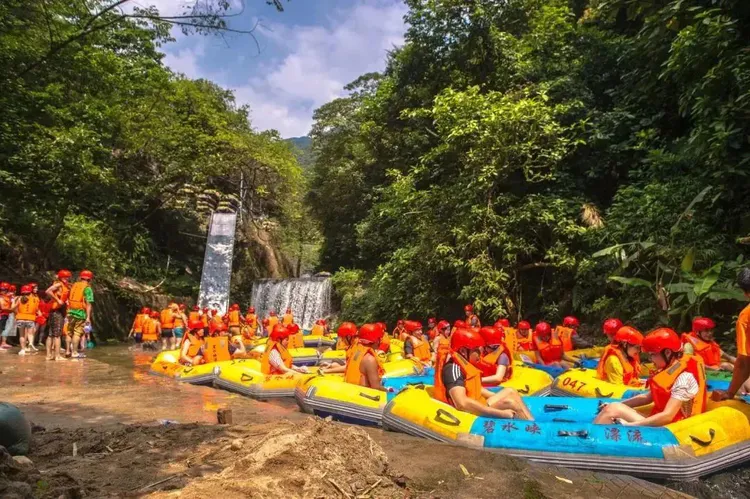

{"left": 513, "top": 346, "right": 604, "bottom": 364}
{"left": 249, "top": 344, "right": 320, "bottom": 366}
{"left": 148, "top": 350, "right": 219, "bottom": 384}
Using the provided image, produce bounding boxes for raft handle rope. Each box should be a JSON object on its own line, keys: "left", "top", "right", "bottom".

{"left": 359, "top": 392, "right": 382, "bottom": 402}
{"left": 543, "top": 404, "right": 570, "bottom": 412}
{"left": 595, "top": 387, "right": 614, "bottom": 398}
{"left": 434, "top": 408, "right": 462, "bottom": 427}
{"left": 553, "top": 419, "right": 576, "bottom": 423}
{"left": 240, "top": 373, "right": 254, "bottom": 382}
{"left": 518, "top": 385, "right": 531, "bottom": 394}
{"left": 689, "top": 428, "right": 716, "bottom": 447}
{"left": 183, "top": 367, "right": 193, "bottom": 374}
{"left": 557, "top": 430, "right": 589, "bottom": 439}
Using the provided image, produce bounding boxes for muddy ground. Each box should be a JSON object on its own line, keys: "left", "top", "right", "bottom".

{"left": 0, "top": 347, "right": 698, "bottom": 498}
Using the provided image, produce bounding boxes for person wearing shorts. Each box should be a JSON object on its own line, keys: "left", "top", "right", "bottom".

{"left": 173, "top": 304, "right": 187, "bottom": 341}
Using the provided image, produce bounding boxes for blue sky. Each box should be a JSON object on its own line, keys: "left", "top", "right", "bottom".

{"left": 135, "top": 0, "right": 407, "bottom": 137}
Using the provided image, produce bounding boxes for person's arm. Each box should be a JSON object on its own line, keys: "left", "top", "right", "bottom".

{"left": 620, "top": 392, "right": 653, "bottom": 408}
{"left": 361, "top": 356, "right": 384, "bottom": 391}
{"left": 449, "top": 386, "right": 514, "bottom": 418}
{"left": 481, "top": 353, "right": 509, "bottom": 385}
{"left": 10, "top": 297, "right": 19, "bottom": 312}
{"left": 725, "top": 355, "right": 750, "bottom": 398}
{"left": 403, "top": 340, "right": 415, "bottom": 359}
{"left": 84, "top": 288, "right": 93, "bottom": 323}
{"left": 46, "top": 283, "right": 63, "bottom": 306}
{"left": 180, "top": 340, "right": 193, "bottom": 364}
{"left": 721, "top": 349, "right": 737, "bottom": 364}
{"left": 321, "top": 362, "right": 346, "bottom": 374}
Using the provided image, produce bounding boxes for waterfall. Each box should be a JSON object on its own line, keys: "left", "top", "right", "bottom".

{"left": 197, "top": 212, "right": 237, "bottom": 315}
{"left": 250, "top": 277, "right": 332, "bottom": 330}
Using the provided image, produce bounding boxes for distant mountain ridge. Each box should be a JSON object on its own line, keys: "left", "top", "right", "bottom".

{"left": 286, "top": 136, "right": 313, "bottom": 170}
{"left": 286, "top": 136, "right": 311, "bottom": 149}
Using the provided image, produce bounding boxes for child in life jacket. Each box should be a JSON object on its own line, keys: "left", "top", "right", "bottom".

{"left": 477, "top": 326, "right": 513, "bottom": 386}
{"left": 260, "top": 324, "right": 308, "bottom": 375}
{"left": 682, "top": 317, "right": 735, "bottom": 371}
{"left": 180, "top": 321, "right": 206, "bottom": 365}
{"left": 434, "top": 328, "right": 533, "bottom": 420}
{"left": 533, "top": 322, "right": 566, "bottom": 367}
{"left": 594, "top": 328, "right": 707, "bottom": 427}
{"left": 596, "top": 326, "right": 644, "bottom": 387}
{"left": 514, "top": 321, "right": 534, "bottom": 352}
{"left": 319, "top": 322, "right": 358, "bottom": 373}
{"left": 403, "top": 320, "right": 432, "bottom": 366}
{"left": 343, "top": 323, "right": 385, "bottom": 390}
{"left": 431, "top": 320, "right": 451, "bottom": 364}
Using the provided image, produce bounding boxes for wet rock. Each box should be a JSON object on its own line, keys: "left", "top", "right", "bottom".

{"left": 0, "top": 479, "right": 32, "bottom": 499}
{"left": 231, "top": 439, "right": 243, "bottom": 451}
{"left": 11, "top": 456, "right": 33, "bottom": 469}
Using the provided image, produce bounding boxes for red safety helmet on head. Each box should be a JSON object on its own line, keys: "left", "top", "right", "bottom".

{"left": 692, "top": 317, "right": 716, "bottom": 333}
{"left": 269, "top": 310, "right": 277, "bottom": 316}
{"left": 57, "top": 269, "right": 72, "bottom": 280}
{"left": 230, "top": 303, "right": 239, "bottom": 311}
{"left": 188, "top": 319, "right": 204, "bottom": 330}
{"left": 517, "top": 321, "right": 531, "bottom": 330}
{"left": 603, "top": 318, "right": 623, "bottom": 337}
{"left": 495, "top": 318, "right": 511, "bottom": 328}
{"left": 535, "top": 322, "right": 552, "bottom": 337}
{"left": 141, "top": 307, "right": 151, "bottom": 315}
{"left": 203, "top": 307, "right": 209, "bottom": 313}
{"left": 20, "top": 284, "right": 32, "bottom": 294}
{"left": 211, "top": 309, "right": 218, "bottom": 316}
{"left": 642, "top": 328, "right": 681, "bottom": 354}
{"left": 248, "top": 307, "right": 255, "bottom": 313}
{"left": 451, "top": 328, "right": 485, "bottom": 351}
{"left": 286, "top": 308, "right": 292, "bottom": 314}
{"left": 464, "top": 304, "right": 474, "bottom": 312}
{"left": 214, "top": 322, "right": 228, "bottom": 333}
{"left": 614, "top": 326, "right": 643, "bottom": 346}
{"left": 192, "top": 305, "right": 199, "bottom": 311}
{"left": 376, "top": 322, "right": 386, "bottom": 333}
{"left": 563, "top": 316, "right": 579, "bottom": 327}
{"left": 179, "top": 303, "right": 186, "bottom": 310}
{"left": 404, "top": 320, "right": 422, "bottom": 333}
{"left": 427, "top": 317, "right": 436, "bottom": 325}
{"left": 28, "top": 282, "right": 37, "bottom": 289}
{"left": 287, "top": 323, "right": 300, "bottom": 334}
{"left": 359, "top": 323, "right": 383, "bottom": 344}
{"left": 0, "top": 282, "right": 8, "bottom": 291}
{"left": 437, "top": 320, "right": 451, "bottom": 331}
{"left": 262, "top": 318, "right": 270, "bottom": 326}
{"left": 337, "top": 322, "right": 358, "bottom": 337}
{"left": 453, "top": 319, "right": 466, "bottom": 329}
{"left": 150, "top": 311, "right": 159, "bottom": 318}
{"left": 479, "top": 326, "right": 505, "bottom": 346}
{"left": 397, "top": 319, "right": 405, "bottom": 326}
{"left": 79, "top": 270, "right": 93, "bottom": 280}
{"left": 270, "top": 324, "right": 290, "bottom": 341}
{"left": 8, "top": 285, "right": 16, "bottom": 293}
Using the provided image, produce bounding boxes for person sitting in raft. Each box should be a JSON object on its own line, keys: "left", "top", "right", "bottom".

{"left": 287, "top": 323, "right": 305, "bottom": 349}
{"left": 260, "top": 324, "right": 308, "bottom": 375}
{"left": 245, "top": 306, "right": 258, "bottom": 336}
{"left": 376, "top": 323, "right": 391, "bottom": 353}
{"left": 310, "top": 318, "right": 326, "bottom": 337}
{"left": 533, "top": 322, "right": 565, "bottom": 367}
{"left": 464, "top": 304, "right": 481, "bottom": 328}
{"left": 515, "top": 321, "right": 534, "bottom": 352}
{"left": 403, "top": 320, "right": 432, "bottom": 365}
{"left": 226, "top": 303, "right": 243, "bottom": 337}
{"left": 594, "top": 328, "right": 707, "bottom": 426}
{"left": 179, "top": 320, "right": 206, "bottom": 365}
{"left": 477, "top": 326, "right": 514, "bottom": 385}
{"left": 434, "top": 328, "right": 533, "bottom": 420}
{"left": 201, "top": 322, "right": 247, "bottom": 362}
{"left": 392, "top": 319, "right": 406, "bottom": 340}
{"left": 558, "top": 316, "right": 593, "bottom": 364}
{"left": 431, "top": 320, "right": 452, "bottom": 363}
{"left": 596, "top": 326, "right": 644, "bottom": 387}
{"left": 320, "top": 322, "right": 358, "bottom": 373}
{"left": 282, "top": 308, "right": 294, "bottom": 326}
{"left": 426, "top": 318, "right": 438, "bottom": 340}
{"left": 267, "top": 310, "right": 280, "bottom": 330}
{"left": 682, "top": 317, "right": 735, "bottom": 371}
{"left": 344, "top": 323, "right": 385, "bottom": 390}
{"left": 208, "top": 309, "right": 224, "bottom": 335}
{"left": 713, "top": 268, "right": 750, "bottom": 402}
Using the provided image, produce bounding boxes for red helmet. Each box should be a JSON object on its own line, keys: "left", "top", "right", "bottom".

{"left": 397, "top": 319, "right": 405, "bottom": 326}
{"left": 141, "top": 307, "right": 151, "bottom": 315}
{"left": 179, "top": 303, "right": 186, "bottom": 310}
{"left": 427, "top": 317, "right": 436, "bottom": 325}
{"left": 563, "top": 316, "right": 579, "bottom": 327}
{"left": 8, "top": 285, "right": 16, "bottom": 293}
{"left": 453, "top": 320, "right": 466, "bottom": 328}
{"left": 230, "top": 303, "right": 239, "bottom": 311}
{"left": 262, "top": 318, "right": 270, "bottom": 326}
{"left": 359, "top": 323, "right": 383, "bottom": 344}
{"left": 192, "top": 305, "right": 199, "bottom": 311}
{"left": 479, "top": 326, "right": 505, "bottom": 346}
{"left": 19, "top": 284, "right": 32, "bottom": 294}
{"left": 495, "top": 318, "right": 511, "bottom": 328}
{"left": 464, "top": 304, "right": 474, "bottom": 312}
{"left": 203, "top": 307, "right": 209, "bottom": 313}
{"left": 248, "top": 307, "right": 255, "bottom": 313}
{"left": 517, "top": 320, "right": 531, "bottom": 330}
{"left": 337, "top": 322, "right": 358, "bottom": 337}
{"left": 614, "top": 326, "right": 643, "bottom": 346}
{"left": 215, "top": 322, "right": 228, "bottom": 332}
{"left": 0, "top": 282, "right": 8, "bottom": 291}
{"left": 270, "top": 324, "right": 290, "bottom": 341}
{"left": 451, "top": 328, "right": 485, "bottom": 351}
{"left": 57, "top": 269, "right": 72, "bottom": 279}
{"left": 692, "top": 317, "right": 716, "bottom": 333}
{"left": 535, "top": 322, "right": 552, "bottom": 337}
{"left": 27, "top": 282, "right": 37, "bottom": 289}
{"left": 150, "top": 311, "right": 159, "bottom": 318}
{"left": 404, "top": 320, "right": 422, "bottom": 333}
{"left": 642, "top": 328, "right": 681, "bottom": 354}
{"left": 79, "top": 270, "right": 93, "bottom": 280}
{"left": 437, "top": 320, "right": 451, "bottom": 330}
{"left": 269, "top": 310, "right": 277, "bottom": 316}
{"left": 603, "top": 318, "right": 623, "bottom": 337}
{"left": 211, "top": 309, "right": 218, "bottom": 316}
{"left": 287, "top": 323, "right": 300, "bottom": 334}
{"left": 188, "top": 319, "right": 204, "bottom": 330}
{"left": 376, "top": 322, "right": 386, "bottom": 333}
{"left": 286, "top": 308, "right": 292, "bottom": 314}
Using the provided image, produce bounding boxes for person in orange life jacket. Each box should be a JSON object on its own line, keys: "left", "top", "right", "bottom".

{"left": 464, "top": 304, "right": 481, "bottom": 328}
{"left": 258, "top": 318, "right": 270, "bottom": 338}
{"left": 67, "top": 270, "right": 94, "bottom": 358}
{"left": 713, "top": 268, "right": 750, "bottom": 402}
{"left": 267, "top": 310, "right": 280, "bottom": 330}
{"left": 596, "top": 326, "right": 644, "bottom": 387}
{"left": 208, "top": 309, "right": 224, "bottom": 335}
{"left": 320, "top": 322, "right": 358, "bottom": 373}
{"left": 282, "top": 308, "right": 294, "bottom": 326}
{"left": 682, "top": 317, "right": 734, "bottom": 371}
{"left": 187, "top": 306, "right": 201, "bottom": 326}
{"left": 203, "top": 322, "right": 246, "bottom": 359}
{"left": 403, "top": 320, "right": 432, "bottom": 365}
{"left": 27, "top": 282, "right": 43, "bottom": 348}
{"left": 200, "top": 307, "right": 210, "bottom": 329}
{"left": 594, "top": 328, "right": 707, "bottom": 426}
{"left": 172, "top": 303, "right": 188, "bottom": 341}
{"left": 533, "top": 322, "right": 565, "bottom": 367}
{"left": 139, "top": 311, "right": 161, "bottom": 350}
{"left": 226, "top": 303, "right": 243, "bottom": 337}
{"left": 245, "top": 306, "right": 258, "bottom": 333}
{"left": 36, "top": 294, "right": 52, "bottom": 350}
{"left": 435, "top": 328, "right": 533, "bottom": 420}
{"left": 392, "top": 319, "right": 406, "bottom": 340}
{"left": 515, "top": 321, "right": 534, "bottom": 352}
{"left": 128, "top": 307, "right": 150, "bottom": 351}
{"left": 602, "top": 318, "right": 623, "bottom": 346}
{"left": 559, "top": 316, "right": 593, "bottom": 364}
{"left": 158, "top": 303, "right": 177, "bottom": 351}
{"left": 180, "top": 320, "right": 207, "bottom": 365}
{"left": 13, "top": 284, "right": 41, "bottom": 356}
{"left": 477, "top": 327, "right": 513, "bottom": 384}
{"left": 0, "top": 282, "right": 12, "bottom": 350}
{"left": 426, "top": 318, "right": 438, "bottom": 340}
{"left": 286, "top": 322, "right": 305, "bottom": 349}
{"left": 431, "top": 320, "right": 452, "bottom": 364}
{"left": 260, "top": 324, "right": 308, "bottom": 375}
{"left": 344, "top": 323, "right": 386, "bottom": 390}
{"left": 375, "top": 322, "right": 391, "bottom": 352}
{"left": 40, "top": 270, "right": 70, "bottom": 357}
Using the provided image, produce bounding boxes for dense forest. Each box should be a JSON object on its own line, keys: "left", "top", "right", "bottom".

{"left": 308, "top": 0, "right": 750, "bottom": 336}
{"left": 0, "top": 0, "right": 312, "bottom": 304}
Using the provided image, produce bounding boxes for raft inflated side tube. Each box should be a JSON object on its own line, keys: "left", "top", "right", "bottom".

{"left": 295, "top": 376, "right": 390, "bottom": 427}
{"left": 0, "top": 403, "right": 31, "bottom": 456}
{"left": 302, "top": 334, "right": 336, "bottom": 348}
{"left": 148, "top": 350, "right": 219, "bottom": 385}
{"left": 382, "top": 388, "right": 750, "bottom": 480}
{"left": 250, "top": 344, "right": 320, "bottom": 366}
{"left": 213, "top": 359, "right": 320, "bottom": 399}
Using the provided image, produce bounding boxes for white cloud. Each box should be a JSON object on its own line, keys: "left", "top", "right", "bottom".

{"left": 163, "top": 42, "right": 205, "bottom": 76}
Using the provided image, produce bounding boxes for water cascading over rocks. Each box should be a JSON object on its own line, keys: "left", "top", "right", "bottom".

{"left": 198, "top": 213, "right": 237, "bottom": 314}
{"left": 250, "top": 277, "right": 331, "bottom": 330}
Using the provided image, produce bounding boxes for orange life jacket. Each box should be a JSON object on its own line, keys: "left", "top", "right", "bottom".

{"left": 466, "top": 314, "right": 481, "bottom": 328}
{"left": 517, "top": 331, "right": 534, "bottom": 351}
{"left": 228, "top": 310, "right": 241, "bottom": 327}
{"left": 142, "top": 319, "right": 159, "bottom": 342}
{"left": 132, "top": 313, "right": 146, "bottom": 333}
{"left": 436, "top": 336, "right": 450, "bottom": 359}
{"left": 180, "top": 332, "right": 203, "bottom": 361}
{"left": 67, "top": 281, "right": 89, "bottom": 312}
{"left": 336, "top": 336, "right": 352, "bottom": 351}
{"left": 267, "top": 316, "right": 279, "bottom": 330}
{"left": 288, "top": 331, "right": 304, "bottom": 349}
{"left": 555, "top": 326, "right": 575, "bottom": 352}
{"left": 188, "top": 311, "right": 201, "bottom": 323}
{"left": 16, "top": 295, "right": 40, "bottom": 321}
{"left": 209, "top": 315, "right": 223, "bottom": 334}
{"left": 344, "top": 343, "right": 385, "bottom": 387}
{"left": 201, "top": 314, "right": 209, "bottom": 327}
{"left": 49, "top": 281, "right": 69, "bottom": 310}
{"left": 504, "top": 327, "right": 518, "bottom": 358}
{"left": 160, "top": 308, "right": 175, "bottom": 329}
{"left": 392, "top": 326, "right": 405, "bottom": 339}
{"left": 202, "top": 336, "right": 232, "bottom": 363}
{"left": 260, "top": 340, "right": 293, "bottom": 374}
{"left": 535, "top": 336, "right": 563, "bottom": 364}
{"left": 245, "top": 313, "right": 257, "bottom": 328}
{"left": 427, "top": 327, "right": 438, "bottom": 341}
{"left": 378, "top": 333, "right": 391, "bottom": 353}
{"left": 647, "top": 354, "right": 707, "bottom": 423}
{"left": 477, "top": 344, "right": 512, "bottom": 382}
{"left": 399, "top": 331, "right": 410, "bottom": 342}
{"left": 596, "top": 345, "right": 640, "bottom": 386}
{"left": 434, "top": 351, "right": 486, "bottom": 406}
{"left": 682, "top": 333, "right": 722, "bottom": 368}
{"left": 310, "top": 324, "right": 325, "bottom": 336}
{"left": 409, "top": 336, "right": 431, "bottom": 362}
{"left": 282, "top": 313, "right": 293, "bottom": 326}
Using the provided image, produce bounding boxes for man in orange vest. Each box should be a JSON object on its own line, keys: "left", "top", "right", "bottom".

{"left": 180, "top": 320, "right": 206, "bottom": 365}
{"left": 515, "top": 320, "right": 534, "bottom": 352}
{"left": 14, "top": 284, "right": 40, "bottom": 356}
{"left": 128, "top": 307, "right": 150, "bottom": 351}
{"left": 430, "top": 320, "right": 451, "bottom": 364}
{"left": 403, "top": 320, "right": 432, "bottom": 365}
{"left": 267, "top": 310, "right": 280, "bottom": 330}
{"left": 434, "top": 328, "right": 532, "bottom": 420}
{"left": 426, "top": 318, "right": 438, "bottom": 340}
{"left": 173, "top": 304, "right": 188, "bottom": 342}
{"left": 392, "top": 320, "right": 406, "bottom": 339}
{"left": 142, "top": 311, "right": 161, "bottom": 349}
{"left": 226, "top": 303, "right": 243, "bottom": 336}
{"left": 245, "top": 306, "right": 258, "bottom": 335}
{"left": 713, "top": 268, "right": 750, "bottom": 401}
{"left": 160, "top": 303, "right": 177, "bottom": 351}
{"left": 0, "top": 282, "right": 11, "bottom": 350}
{"left": 558, "top": 316, "right": 592, "bottom": 364}
{"left": 42, "top": 270, "right": 71, "bottom": 359}
{"left": 464, "top": 304, "right": 481, "bottom": 328}
{"left": 260, "top": 324, "right": 308, "bottom": 375}
{"left": 682, "top": 317, "right": 734, "bottom": 371}
{"left": 343, "top": 323, "right": 385, "bottom": 390}
{"left": 533, "top": 322, "right": 565, "bottom": 367}
{"left": 596, "top": 326, "right": 643, "bottom": 386}
{"left": 476, "top": 326, "right": 513, "bottom": 386}
{"left": 595, "top": 328, "right": 707, "bottom": 426}
{"left": 282, "top": 308, "right": 294, "bottom": 326}
{"left": 67, "top": 270, "right": 94, "bottom": 358}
